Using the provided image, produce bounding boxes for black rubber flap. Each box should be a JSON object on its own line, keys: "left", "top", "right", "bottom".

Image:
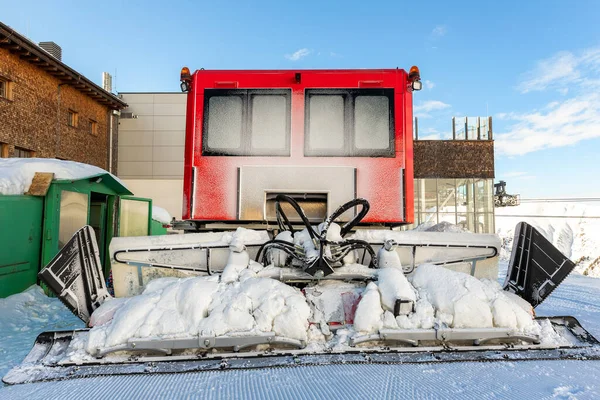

{"left": 38, "top": 226, "right": 110, "bottom": 323}
{"left": 503, "top": 222, "right": 575, "bottom": 307}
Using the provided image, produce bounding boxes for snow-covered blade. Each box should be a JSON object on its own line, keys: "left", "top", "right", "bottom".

{"left": 38, "top": 226, "right": 111, "bottom": 324}
{"left": 3, "top": 316, "right": 599, "bottom": 385}
{"left": 504, "top": 222, "right": 576, "bottom": 307}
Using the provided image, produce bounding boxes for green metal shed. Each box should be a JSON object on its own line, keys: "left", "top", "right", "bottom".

{"left": 0, "top": 172, "right": 158, "bottom": 298}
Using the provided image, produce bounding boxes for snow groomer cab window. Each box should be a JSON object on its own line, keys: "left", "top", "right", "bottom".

{"left": 305, "top": 89, "right": 394, "bottom": 157}
{"left": 202, "top": 89, "right": 291, "bottom": 156}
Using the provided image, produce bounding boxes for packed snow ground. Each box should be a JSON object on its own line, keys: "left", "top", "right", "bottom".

{"left": 496, "top": 201, "right": 600, "bottom": 277}
{"left": 0, "top": 287, "right": 83, "bottom": 379}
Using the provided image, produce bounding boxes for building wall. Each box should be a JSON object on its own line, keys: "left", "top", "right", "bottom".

{"left": 122, "top": 179, "right": 184, "bottom": 220}
{"left": 118, "top": 93, "right": 186, "bottom": 179}
{"left": 0, "top": 48, "right": 112, "bottom": 169}
{"left": 414, "top": 140, "right": 495, "bottom": 179}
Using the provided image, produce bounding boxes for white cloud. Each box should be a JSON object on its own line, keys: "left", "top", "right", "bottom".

{"left": 285, "top": 48, "right": 311, "bottom": 61}
{"left": 414, "top": 100, "right": 450, "bottom": 118}
{"left": 496, "top": 46, "right": 600, "bottom": 156}
{"left": 431, "top": 25, "right": 447, "bottom": 37}
{"left": 417, "top": 127, "right": 442, "bottom": 140}
{"left": 495, "top": 93, "right": 600, "bottom": 156}
{"left": 503, "top": 171, "right": 528, "bottom": 178}
{"left": 518, "top": 47, "right": 600, "bottom": 93}
{"left": 499, "top": 171, "right": 536, "bottom": 180}
{"left": 424, "top": 80, "right": 435, "bottom": 90}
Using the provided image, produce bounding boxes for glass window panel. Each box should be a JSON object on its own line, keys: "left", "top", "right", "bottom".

{"left": 119, "top": 199, "right": 150, "bottom": 237}
{"left": 251, "top": 95, "right": 287, "bottom": 150}
{"left": 475, "top": 179, "right": 494, "bottom": 213}
{"left": 437, "top": 179, "right": 456, "bottom": 213}
{"left": 423, "top": 179, "right": 437, "bottom": 193}
{"left": 457, "top": 213, "right": 475, "bottom": 232}
{"left": 309, "top": 95, "right": 344, "bottom": 150}
{"left": 423, "top": 212, "right": 438, "bottom": 225}
{"left": 59, "top": 191, "right": 88, "bottom": 249}
{"left": 424, "top": 195, "right": 437, "bottom": 212}
{"left": 438, "top": 213, "right": 457, "bottom": 225}
{"left": 476, "top": 212, "right": 495, "bottom": 234}
{"left": 456, "top": 179, "right": 474, "bottom": 213}
{"left": 354, "top": 96, "right": 390, "bottom": 149}
{"left": 207, "top": 96, "right": 243, "bottom": 149}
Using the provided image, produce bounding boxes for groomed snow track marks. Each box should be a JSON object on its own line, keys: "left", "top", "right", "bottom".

{"left": 2, "top": 361, "right": 600, "bottom": 399}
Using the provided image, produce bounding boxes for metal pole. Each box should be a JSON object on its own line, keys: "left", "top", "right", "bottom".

{"left": 414, "top": 117, "right": 418, "bottom": 140}
{"left": 477, "top": 116, "right": 481, "bottom": 140}
{"left": 452, "top": 117, "right": 456, "bottom": 140}
{"left": 464, "top": 118, "right": 468, "bottom": 140}
{"left": 108, "top": 111, "right": 113, "bottom": 173}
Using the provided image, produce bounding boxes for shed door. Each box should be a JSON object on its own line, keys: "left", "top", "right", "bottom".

{"left": 118, "top": 196, "right": 152, "bottom": 237}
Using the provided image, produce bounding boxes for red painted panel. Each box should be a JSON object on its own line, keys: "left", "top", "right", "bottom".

{"left": 183, "top": 69, "right": 415, "bottom": 224}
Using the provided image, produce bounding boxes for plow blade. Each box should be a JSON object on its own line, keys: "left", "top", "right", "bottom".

{"left": 503, "top": 222, "right": 576, "bottom": 307}
{"left": 4, "top": 316, "right": 599, "bottom": 385}
{"left": 38, "top": 226, "right": 110, "bottom": 324}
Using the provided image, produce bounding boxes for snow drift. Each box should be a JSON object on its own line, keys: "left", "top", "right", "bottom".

{"left": 0, "top": 158, "right": 126, "bottom": 195}
{"left": 82, "top": 262, "right": 539, "bottom": 357}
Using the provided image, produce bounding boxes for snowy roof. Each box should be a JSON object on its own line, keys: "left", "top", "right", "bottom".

{"left": 0, "top": 159, "right": 130, "bottom": 196}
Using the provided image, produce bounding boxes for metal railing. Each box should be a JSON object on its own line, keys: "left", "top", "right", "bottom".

{"left": 414, "top": 116, "right": 493, "bottom": 141}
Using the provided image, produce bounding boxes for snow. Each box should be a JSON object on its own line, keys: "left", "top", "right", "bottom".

{"left": 377, "top": 267, "right": 416, "bottom": 314}
{"left": 3, "top": 258, "right": 600, "bottom": 397}
{"left": 0, "top": 286, "right": 82, "bottom": 379}
{"left": 84, "top": 274, "right": 311, "bottom": 355}
{"left": 151, "top": 205, "right": 172, "bottom": 224}
{"left": 0, "top": 158, "right": 125, "bottom": 195}
{"left": 496, "top": 201, "right": 600, "bottom": 277}
{"left": 353, "top": 282, "right": 384, "bottom": 334}
{"left": 3, "top": 204, "right": 600, "bottom": 396}
{"left": 412, "top": 264, "right": 535, "bottom": 330}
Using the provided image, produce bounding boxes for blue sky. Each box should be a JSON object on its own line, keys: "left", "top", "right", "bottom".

{"left": 3, "top": 0, "right": 600, "bottom": 198}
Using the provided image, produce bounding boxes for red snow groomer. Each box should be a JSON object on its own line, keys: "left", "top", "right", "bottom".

{"left": 7, "top": 68, "right": 600, "bottom": 388}
{"left": 177, "top": 67, "right": 421, "bottom": 230}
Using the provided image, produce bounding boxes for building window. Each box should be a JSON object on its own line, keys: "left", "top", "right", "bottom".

{"left": 0, "top": 77, "right": 14, "bottom": 100}
{"left": 68, "top": 110, "right": 78, "bottom": 127}
{"left": 14, "top": 147, "right": 34, "bottom": 158}
{"left": 413, "top": 178, "right": 495, "bottom": 233}
{"left": 89, "top": 119, "right": 98, "bottom": 135}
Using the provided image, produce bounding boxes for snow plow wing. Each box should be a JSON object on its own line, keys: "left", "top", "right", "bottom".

{"left": 38, "top": 226, "right": 110, "bottom": 324}
{"left": 503, "top": 222, "right": 576, "bottom": 307}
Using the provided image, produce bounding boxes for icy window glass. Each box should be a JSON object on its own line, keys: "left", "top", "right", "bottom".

{"left": 251, "top": 95, "right": 287, "bottom": 150}
{"left": 59, "top": 191, "right": 89, "bottom": 249}
{"left": 309, "top": 95, "right": 344, "bottom": 150}
{"left": 355, "top": 96, "right": 390, "bottom": 149}
{"left": 207, "top": 96, "right": 243, "bottom": 150}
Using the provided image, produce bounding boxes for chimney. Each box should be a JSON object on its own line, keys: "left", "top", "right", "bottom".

{"left": 39, "top": 41, "right": 62, "bottom": 61}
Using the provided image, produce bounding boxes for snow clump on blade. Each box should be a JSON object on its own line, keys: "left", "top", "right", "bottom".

{"left": 411, "top": 264, "right": 535, "bottom": 330}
